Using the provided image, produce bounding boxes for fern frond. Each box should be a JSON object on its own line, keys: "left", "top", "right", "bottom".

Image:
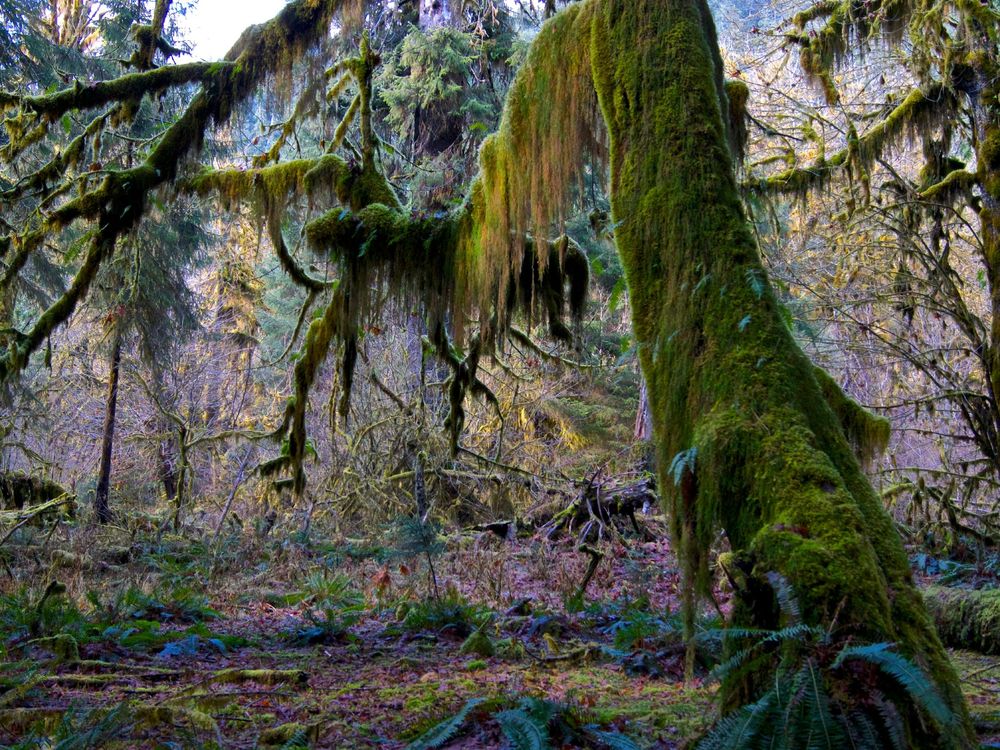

{"left": 583, "top": 727, "right": 642, "bottom": 750}
{"left": 496, "top": 708, "right": 550, "bottom": 750}
{"left": 765, "top": 571, "right": 801, "bottom": 624}
{"left": 668, "top": 447, "right": 697, "bottom": 485}
{"left": 279, "top": 728, "right": 310, "bottom": 749}
{"left": 802, "top": 660, "right": 847, "bottom": 750}
{"left": 517, "top": 696, "right": 560, "bottom": 728}
{"left": 405, "top": 697, "right": 485, "bottom": 750}
{"left": 759, "top": 623, "right": 824, "bottom": 648}
{"left": 696, "top": 691, "right": 776, "bottom": 750}
{"left": 871, "top": 691, "right": 906, "bottom": 750}
{"left": 843, "top": 707, "right": 883, "bottom": 750}
{"left": 833, "top": 643, "right": 954, "bottom": 729}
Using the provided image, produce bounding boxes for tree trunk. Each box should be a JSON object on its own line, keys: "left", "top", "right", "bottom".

{"left": 94, "top": 325, "right": 122, "bottom": 524}
{"left": 970, "top": 50, "right": 1000, "bottom": 457}
{"left": 633, "top": 376, "right": 651, "bottom": 442}
{"left": 579, "top": 0, "right": 971, "bottom": 743}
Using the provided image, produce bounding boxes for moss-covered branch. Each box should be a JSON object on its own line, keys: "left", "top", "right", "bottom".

{"left": 0, "top": 62, "right": 233, "bottom": 119}
{"left": 749, "top": 84, "right": 954, "bottom": 197}
{"left": 0, "top": 0, "right": 353, "bottom": 384}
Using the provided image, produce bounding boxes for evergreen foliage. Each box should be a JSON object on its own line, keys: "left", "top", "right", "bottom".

{"left": 404, "top": 695, "right": 641, "bottom": 750}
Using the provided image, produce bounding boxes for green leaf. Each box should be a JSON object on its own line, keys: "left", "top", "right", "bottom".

{"left": 669, "top": 447, "right": 697, "bottom": 486}
{"left": 404, "top": 697, "right": 484, "bottom": 750}
{"left": 496, "top": 708, "right": 548, "bottom": 750}
{"left": 609, "top": 277, "right": 626, "bottom": 312}
{"left": 832, "top": 643, "right": 955, "bottom": 729}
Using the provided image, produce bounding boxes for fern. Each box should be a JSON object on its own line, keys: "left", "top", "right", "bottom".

{"left": 745, "top": 268, "right": 765, "bottom": 300}
{"left": 516, "top": 696, "right": 560, "bottom": 730}
{"left": 843, "top": 707, "right": 884, "bottom": 750}
{"left": 833, "top": 643, "right": 955, "bottom": 729}
{"left": 404, "top": 697, "right": 485, "bottom": 750}
{"left": 496, "top": 708, "right": 549, "bottom": 750}
{"left": 699, "top": 579, "right": 957, "bottom": 750}
{"left": 401, "top": 694, "right": 642, "bottom": 750}
{"left": 668, "top": 447, "right": 697, "bottom": 485}
{"left": 582, "top": 728, "right": 642, "bottom": 750}
{"left": 765, "top": 571, "right": 801, "bottom": 623}
{"left": 279, "top": 728, "right": 311, "bottom": 749}
{"left": 709, "top": 623, "right": 823, "bottom": 684}
{"left": 696, "top": 691, "right": 776, "bottom": 750}
{"left": 871, "top": 692, "right": 906, "bottom": 750}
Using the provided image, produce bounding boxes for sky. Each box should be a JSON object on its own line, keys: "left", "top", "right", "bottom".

{"left": 182, "top": 0, "right": 287, "bottom": 61}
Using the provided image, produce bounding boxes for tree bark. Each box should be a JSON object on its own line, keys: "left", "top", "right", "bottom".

{"left": 579, "top": 0, "right": 972, "bottom": 743}
{"left": 94, "top": 324, "right": 122, "bottom": 524}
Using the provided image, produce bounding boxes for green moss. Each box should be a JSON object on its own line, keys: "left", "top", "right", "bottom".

{"left": 924, "top": 586, "right": 1000, "bottom": 655}
{"left": 724, "top": 79, "right": 749, "bottom": 162}
{"left": 752, "top": 84, "right": 954, "bottom": 197}
{"left": 579, "top": 0, "right": 971, "bottom": 743}
{"left": 812, "top": 365, "right": 890, "bottom": 467}
{"left": 0, "top": 0, "right": 361, "bottom": 386}
{"left": 259, "top": 721, "right": 319, "bottom": 747}
{"left": 459, "top": 630, "right": 495, "bottom": 657}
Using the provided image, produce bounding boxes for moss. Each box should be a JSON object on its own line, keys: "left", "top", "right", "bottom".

{"left": 0, "top": 0, "right": 360, "bottom": 386}
{"left": 752, "top": 84, "right": 955, "bottom": 197}
{"left": 0, "top": 62, "right": 231, "bottom": 119}
{"left": 924, "top": 586, "right": 1000, "bottom": 655}
{"left": 29, "top": 634, "right": 79, "bottom": 663}
{"left": 209, "top": 668, "right": 308, "bottom": 686}
{"left": 259, "top": 722, "right": 320, "bottom": 746}
{"left": 459, "top": 630, "right": 495, "bottom": 657}
{"left": 812, "top": 365, "right": 890, "bottom": 467}
{"left": 577, "top": 0, "right": 971, "bottom": 743}
{"left": 724, "top": 79, "right": 750, "bottom": 163}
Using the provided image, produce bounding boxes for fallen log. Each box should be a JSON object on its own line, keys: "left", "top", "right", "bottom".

{"left": 0, "top": 472, "right": 74, "bottom": 517}
{"left": 537, "top": 476, "right": 657, "bottom": 541}
{"left": 923, "top": 585, "right": 1000, "bottom": 654}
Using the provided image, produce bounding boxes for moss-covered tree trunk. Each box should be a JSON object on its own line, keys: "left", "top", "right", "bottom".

{"left": 582, "top": 0, "right": 971, "bottom": 744}
{"left": 971, "top": 53, "right": 1000, "bottom": 426}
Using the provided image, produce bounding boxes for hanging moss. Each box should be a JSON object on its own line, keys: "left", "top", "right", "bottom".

{"left": 0, "top": 63, "right": 230, "bottom": 120}
{"left": 752, "top": 84, "right": 956, "bottom": 198}
{"left": 0, "top": 0, "right": 359, "bottom": 385}
{"left": 501, "top": 0, "right": 974, "bottom": 743}
{"left": 812, "top": 365, "right": 890, "bottom": 467}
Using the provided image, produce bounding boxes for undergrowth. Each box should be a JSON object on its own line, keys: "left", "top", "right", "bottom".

{"left": 405, "top": 694, "right": 641, "bottom": 750}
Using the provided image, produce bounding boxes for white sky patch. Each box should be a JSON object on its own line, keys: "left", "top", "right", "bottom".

{"left": 182, "top": 0, "right": 287, "bottom": 60}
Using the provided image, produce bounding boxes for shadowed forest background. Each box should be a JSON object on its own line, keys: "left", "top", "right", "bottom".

{"left": 2, "top": 0, "right": 1000, "bottom": 747}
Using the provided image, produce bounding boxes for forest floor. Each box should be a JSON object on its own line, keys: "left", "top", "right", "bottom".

{"left": 2, "top": 516, "right": 999, "bottom": 749}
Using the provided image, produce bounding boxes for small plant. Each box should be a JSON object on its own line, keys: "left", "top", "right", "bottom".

{"left": 99, "top": 619, "right": 248, "bottom": 655}
{"left": 3, "top": 703, "right": 135, "bottom": 749}
{"left": 286, "top": 572, "right": 364, "bottom": 645}
{"left": 396, "top": 587, "right": 490, "bottom": 637}
{"left": 388, "top": 516, "right": 446, "bottom": 600}
{"left": 0, "top": 582, "right": 89, "bottom": 647}
{"left": 405, "top": 694, "right": 641, "bottom": 750}
{"left": 114, "top": 585, "right": 219, "bottom": 623}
